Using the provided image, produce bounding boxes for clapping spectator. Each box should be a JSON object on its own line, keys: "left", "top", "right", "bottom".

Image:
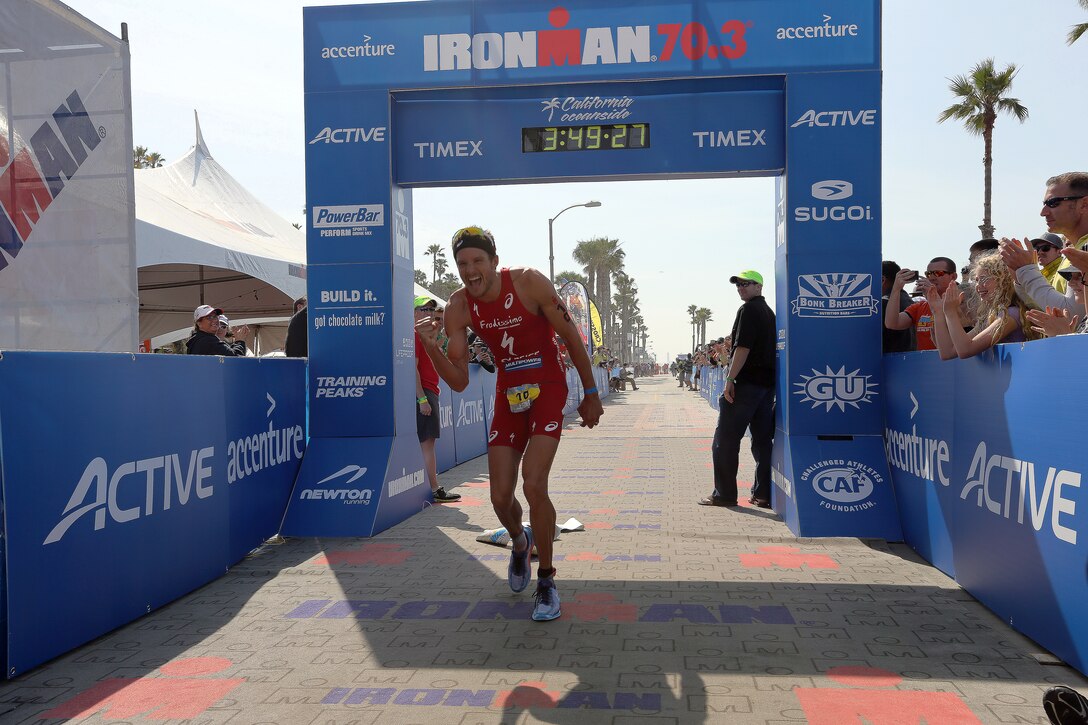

{"left": 186, "top": 305, "right": 247, "bottom": 356}
{"left": 929, "top": 253, "right": 1039, "bottom": 360}
{"left": 1028, "top": 246, "right": 1088, "bottom": 337}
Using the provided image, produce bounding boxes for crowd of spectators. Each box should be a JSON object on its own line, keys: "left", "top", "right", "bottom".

{"left": 882, "top": 171, "right": 1088, "bottom": 359}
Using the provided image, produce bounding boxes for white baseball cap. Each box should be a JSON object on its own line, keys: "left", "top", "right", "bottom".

{"left": 194, "top": 304, "right": 223, "bottom": 321}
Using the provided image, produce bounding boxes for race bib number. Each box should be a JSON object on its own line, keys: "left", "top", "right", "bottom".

{"left": 506, "top": 383, "right": 541, "bottom": 413}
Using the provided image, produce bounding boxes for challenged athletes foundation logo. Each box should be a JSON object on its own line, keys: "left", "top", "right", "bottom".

{"left": 794, "top": 366, "right": 878, "bottom": 412}
{"left": 423, "top": 6, "right": 748, "bottom": 72}
{"left": 792, "top": 273, "right": 880, "bottom": 318}
{"left": 799, "top": 459, "right": 882, "bottom": 512}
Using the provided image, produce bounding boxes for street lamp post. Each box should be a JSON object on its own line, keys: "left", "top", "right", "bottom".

{"left": 548, "top": 200, "right": 601, "bottom": 284}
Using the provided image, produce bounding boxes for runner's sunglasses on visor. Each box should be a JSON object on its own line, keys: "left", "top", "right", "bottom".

{"left": 452, "top": 226, "right": 496, "bottom": 256}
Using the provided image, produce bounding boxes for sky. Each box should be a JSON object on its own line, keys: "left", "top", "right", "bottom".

{"left": 61, "top": 0, "right": 1088, "bottom": 361}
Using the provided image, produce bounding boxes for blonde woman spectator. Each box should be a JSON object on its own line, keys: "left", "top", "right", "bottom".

{"left": 929, "top": 253, "right": 1039, "bottom": 360}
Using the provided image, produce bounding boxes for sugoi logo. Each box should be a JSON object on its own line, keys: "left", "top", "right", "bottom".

{"left": 799, "top": 459, "right": 881, "bottom": 512}
{"left": 792, "top": 273, "right": 880, "bottom": 318}
{"left": 961, "top": 441, "right": 1079, "bottom": 545}
{"left": 541, "top": 95, "right": 633, "bottom": 123}
{"left": 1, "top": 89, "right": 104, "bottom": 273}
{"left": 320, "top": 35, "right": 396, "bottom": 59}
{"left": 776, "top": 14, "right": 860, "bottom": 41}
{"left": 810, "top": 180, "right": 852, "bottom": 200}
{"left": 309, "top": 126, "right": 386, "bottom": 144}
{"left": 791, "top": 109, "right": 877, "bottom": 128}
{"left": 794, "top": 366, "right": 878, "bottom": 412}
{"left": 300, "top": 465, "right": 373, "bottom": 504}
{"left": 423, "top": 6, "right": 748, "bottom": 72}
{"left": 794, "top": 180, "right": 872, "bottom": 223}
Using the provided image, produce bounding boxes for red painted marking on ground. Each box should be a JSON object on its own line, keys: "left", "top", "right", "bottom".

{"left": 739, "top": 545, "right": 839, "bottom": 570}
{"left": 585, "top": 522, "right": 613, "bottom": 530}
{"left": 564, "top": 552, "right": 605, "bottom": 562}
{"left": 494, "top": 682, "right": 561, "bottom": 710}
{"left": 158, "top": 658, "right": 232, "bottom": 677}
{"left": 315, "top": 543, "right": 412, "bottom": 566}
{"left": 462, "top": 481, "right": 491, "bottom": 488}
{"left": 42, "top": 658, "right": 244, "bottom": 720}
{"left": 826, "top": 666, "right": 903, "bottom": 688}
{"left": 600, "top": 489, "right": 626, "bottom": 495}
{"left": 439, "top": 495, "right": 485, "bottom": 506}
{"left": 565, "top": 592, "right": 639, "bottom": 622}
{"left": 610, "top": 475, "right": 633, "bottom": 479}
{"left": 616, "top": 467, "right": 633, "bottom": 472}
{"left": 589, "top": 508, "right": 618, "bottom": 515}
{"left": 796, "top": 688, "right": 982, "bottom": 724}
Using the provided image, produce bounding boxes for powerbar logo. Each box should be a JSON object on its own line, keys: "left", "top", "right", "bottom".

{"left": 315, "top": 375, "right": 388, "bottom": 398}
{"left": 300, "top": 465, "right": 372, "bottom": 504}
{"left": 1, "top": 90, "right": 103, "bottom": 273}
{"left": 792, "top": 273, "right": 880, "bottom": 318}
{"left": 423, "top": 6, "right": 748, "bottom": 72}
{"left": 313, "top": 204, "right": 383, "bottom": 239}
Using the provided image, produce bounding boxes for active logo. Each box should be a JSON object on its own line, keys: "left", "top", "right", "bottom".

{"left": 541, "top": 95, "right": 633, "bottom": 123}
{"left": 457, "top": 399, "right": 485, "bottom": 427}
{"left": 312, "top": 204, "right": 384, "bottom": 239}
{"left": 300, "top": 465, "right": 373, "bottom": 504}
{"left": 799, "top": 459, "right": 881, "bottom": 512}
{"left": 1, "top": 89, "right": 104, "bottom": 273}
{"left": 309, "top": 126, "right": 386, "bottom": 144}
{"left": 776, "top": 14, "right": 860, "bottom": 41}
{"left": 423, "top": 6, "right": 748, "bottom": 72}
{"left": 791, "top": 109, "right": 877, "bottom": 128}
{"left": 961, "top": 441, "right": 1080, "bottom": 545}
{"left": 794, "top": 365, "right": 878, "bottom": 412}
{"left": 794, "top": 180, "right": 872, "bottom": 223}
{"left": 791, "top": 273, "right": 880, "bottom": 318}
{"left": 320, "top": 35, "right": 396, "bottom": 59}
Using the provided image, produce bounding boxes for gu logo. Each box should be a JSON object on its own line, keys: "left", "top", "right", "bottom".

{"left": 794, "top": 365, "right": 877, "bottom": 412}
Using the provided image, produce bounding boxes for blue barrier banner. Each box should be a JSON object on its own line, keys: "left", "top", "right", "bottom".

{"left": 884, "top": 340, "right": 1088, "bottom": 674}
{"left": 0, "top": 353, "right": 305, "bottom": 676}
{"left": 435, "top": 379, "right": 457, "bottom": 472}
{"left": 304, "top": 0, "right": 878, "bottom": 92}
{"left": 453, "top": 367, "right": 488, "bottom": 464}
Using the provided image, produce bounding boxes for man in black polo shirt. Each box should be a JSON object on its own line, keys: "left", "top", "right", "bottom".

{"left": 699, "top": 270, "right": 776, "bottom": 509}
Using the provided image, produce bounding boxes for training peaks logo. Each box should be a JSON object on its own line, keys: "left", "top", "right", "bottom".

{"left": 794, "top": 366, "right": 877, "bottom": 412}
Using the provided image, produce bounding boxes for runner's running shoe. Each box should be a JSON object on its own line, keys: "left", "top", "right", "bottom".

{"left": 508, "top": 526, "right": 533, "bottom": 592}
{"left": 1044, "top": 686, "right": 1088, "bottom": 725}
{"left": 532, "top": 577, "right": 561, "bottom": 621}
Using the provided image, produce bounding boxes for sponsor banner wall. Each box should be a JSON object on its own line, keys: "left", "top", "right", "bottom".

{"left": 0, "top": 353, "right": 304, "bottom": 675}
{"left": 0, "top": 2, "right": 138, "bottom": 351}
{"left": 435, "top": 378, "right": 457, "bottom": 472}
{"left": 453, "top": 375, "right": 488, "bottom": 464}
{"left": 884, "top": 340, "right": 1088, "bottom": 675}
{"left": 304, "top": 0, "right": 879, "bottom": 92}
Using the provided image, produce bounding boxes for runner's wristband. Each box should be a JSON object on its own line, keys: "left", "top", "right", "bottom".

{"left": 418, "top": 396, "right": 428, "bottom": 404}
{"left": 584, "top": 386, "right": 598, "bottom": 395}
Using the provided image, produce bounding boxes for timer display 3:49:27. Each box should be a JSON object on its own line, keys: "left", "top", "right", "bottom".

{"left": 522, "top": 123, "right": 650, "bottom": 153}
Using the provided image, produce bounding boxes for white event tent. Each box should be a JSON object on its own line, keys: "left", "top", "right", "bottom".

{"left": 135, "top": 112, "right": 306, "bottom": 352}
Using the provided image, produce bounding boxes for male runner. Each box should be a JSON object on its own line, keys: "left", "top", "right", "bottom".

{"left": 415, "top": 226, "right": 603, "bottom": 621}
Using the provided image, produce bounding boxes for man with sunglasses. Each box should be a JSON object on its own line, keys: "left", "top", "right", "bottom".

{"left": 416, "top": 226, "right": 603, "bottom": 622}
{"left": 885, "top": 257, "right": 958, "bottom": 351}
{"left": 1000, "top": 172, "right": 1088, "bottom": 313}
{"left": 699, "top": 270, "right": 775, "bottom": 509}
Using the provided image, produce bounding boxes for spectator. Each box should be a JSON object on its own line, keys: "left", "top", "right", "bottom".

{"left": 1000, "top": 172, "right": 1088, "bottom": 313}
{"left": 186, "top": 305, "right": 247, "bottom": 356}
{"left": 285, "top": 296, "right": 307, "bottom": 358}
{"left": 1027, "top": 267, "right": 1087, "bottom": 337}
{"left": 620, "top": 362, "right": 639, "bottom": 391}
{"left": 881, "top": 261, "right": 916, "bottom": 353}
{"left": 884, "top": 257, "right": 959, "bottom": 351}
{"left": 700, "top": 270, "right": 775, "bottom": 509}
{"left": 414, "top": 295, "right": 460, "bottom": 503}
{"left": 467, "top": 332, "right": 496, "bottom": 373}
{"left": 1033, "top": 232, "right": 1069, "bottom": 294}
{"left": 929, "top": 253, "right": 1039, "bottom": 360}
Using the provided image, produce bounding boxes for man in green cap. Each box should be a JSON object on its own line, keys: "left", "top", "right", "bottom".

{"left": 414, "top": 295, "right": 461, "bottom": 503}
{"left": 699, "top": 270, "right": 776, "bottom": 509}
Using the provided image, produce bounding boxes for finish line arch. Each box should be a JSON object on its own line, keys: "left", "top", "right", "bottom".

{"left": 282, "top": 0, "right": 901, "bottom": 541}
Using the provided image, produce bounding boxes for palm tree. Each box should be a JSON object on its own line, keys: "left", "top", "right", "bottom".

{"left": 554, "top": 270, "right": 589, "bottom": 287}
{"left": 144, "top": 151, "right": 165, "bottom": 168}
{"left": 1069, "top": 0, "right": 1088, "bottom": 44}
{"left": 423, "top": 244, "right": 446, "bottom": 283}
{"left": 696, "top": 307, "right": 713, "bottom": 346}
{"left": 938, "top": 58, "right": 1029, "bottom": 239}
{"left": 612, "top": 273, "right": 639, "bottom": 362}
{"left": 686, "top": 304, "right": 698, "bottom": 354}
{"left": 572, "top": 237, "right": 624, "bottom": 347}
{"left": 414, "top": 269, "right": 428, "bottom": 286}
{"left": 133, "top": 145, "right": 148, "bottom": 168}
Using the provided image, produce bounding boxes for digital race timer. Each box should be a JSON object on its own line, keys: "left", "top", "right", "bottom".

{"left": 522, "top": 123, "right": 650, "bottom": 153}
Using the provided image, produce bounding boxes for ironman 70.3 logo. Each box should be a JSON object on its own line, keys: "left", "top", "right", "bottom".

{"left": 424, "top": 7, "right": 749, "bottom": 72}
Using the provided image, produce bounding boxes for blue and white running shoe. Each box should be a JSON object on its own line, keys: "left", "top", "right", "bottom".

{"left": 531, "top": 578, "right": 561, "bottom": 621}
{"left": 508, "top": 526, "right": 534, "bottom": 593}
